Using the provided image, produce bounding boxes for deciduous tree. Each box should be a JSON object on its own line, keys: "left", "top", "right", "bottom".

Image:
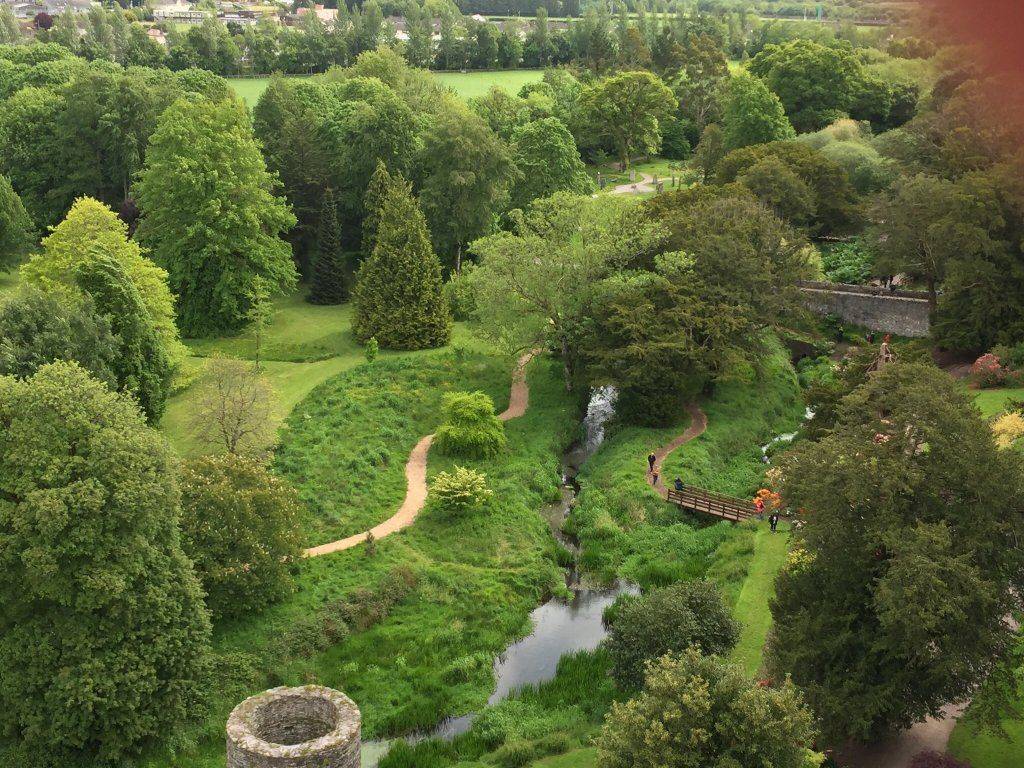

{"left": 179, "top": 454, "right": 303, "bottom": 619}
{"left": 580, "top": 70, "right": 677, "bottom": 169}
{"left": 721, "top": 72, "right": 795, "bottom": 151}
{"left": 135, "top": 97, "right": 297, "bottom": 336}
{"left": 596, "top": 649, "right": 819, "bottom": 768}
{"left": 0, "top": 362, "right": 211, "bottom": 764}
{"left": 509, "top": 117, "right": 592, "bottom": 210}
{"left": 605, "top": 580, "right": 739, "bottom": 689}
{"left": 417, "top": 106, "right": 518, "bottom": 271}
{"left": 22, "top": 196, "right": 186, "bottom": 368}
{"left": 768, "top": 363, "right": 1024, "bottom": 743}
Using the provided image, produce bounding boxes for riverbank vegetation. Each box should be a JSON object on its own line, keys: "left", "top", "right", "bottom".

{"left": 2, "top": 0, "right": 1024, "bottom": 765}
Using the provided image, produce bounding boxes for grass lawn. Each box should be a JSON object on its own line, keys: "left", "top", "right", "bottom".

{"left": 973, "top": 387, "right": 1024, "bottom": 418}
{"left": 949, "top": 713, "right": 1024, "bottom": 768}
{"left": 587, "top": 156, "right": 692, "bottom": 192}
{"left": 227, "top": 69, "right": 543, "bottom": 106}
{"left": 160, "top": 289, "right": 484, "bottom": 456}
{"left": 0, "top": 268, "right": 19, "bottom": 300}
{"left": 728, "top": 522, "right": 791, "bottom": 676}
{"left": 532, "top": 748, "right": 599, "bottom": 767}
{"left": 433, "top": 68, "right": 544, "bottom": 98}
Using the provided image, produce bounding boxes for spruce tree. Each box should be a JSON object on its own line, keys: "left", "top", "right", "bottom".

{"left": 309, "top": 189, "right": 347, "bottom": 304}
{"left": 361, "top": 159, "right": 392, "bottom": 257}
{"left": 352, "top": 184, "right": 451, "bottom": 350}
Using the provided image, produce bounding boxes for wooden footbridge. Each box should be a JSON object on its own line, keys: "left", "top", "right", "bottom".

{"left": 666, "top": 485, "right": 756, "bottom": 523}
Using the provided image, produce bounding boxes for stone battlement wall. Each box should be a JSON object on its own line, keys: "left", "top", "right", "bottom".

{"left": 797, "top": 281, "right": 932, "bottom": 338}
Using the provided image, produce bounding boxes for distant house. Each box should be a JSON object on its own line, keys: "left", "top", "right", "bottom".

{"left": 295, "top": 3, "right": 335, "bottom": 23}
{"left": 146, "top": 26, "right": 168, "bottom": 46}
{"left": 152, "top": 1, "right": 206, "bottom": 22}
{"left": 10, "top": 0, "right": 92, "bottom": 18}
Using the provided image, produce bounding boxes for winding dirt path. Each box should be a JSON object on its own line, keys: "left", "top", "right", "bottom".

{"left": 648, "top": 403, "right": 708, "bottom": 494}
{"left": 304, "top": 352, "right": 535, "bottom": 557}
{"left": 609, "top": 173, "right": 656, "bottom": 195}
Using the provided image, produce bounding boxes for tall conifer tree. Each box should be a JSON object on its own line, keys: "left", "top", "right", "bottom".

{"left": 352, "top": 183, "right": 450, "bottom": 349}
{"left": 309, "top": 188, "right": 347, "bottom": 304}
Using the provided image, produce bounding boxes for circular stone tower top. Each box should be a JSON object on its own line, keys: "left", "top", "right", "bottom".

{"left": 226, "top": 685, "right": 361, "bottom": 768}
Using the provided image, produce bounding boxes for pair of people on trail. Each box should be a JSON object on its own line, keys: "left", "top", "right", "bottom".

{"left": 769, "top": 513, "right": 780, "bottom": 532}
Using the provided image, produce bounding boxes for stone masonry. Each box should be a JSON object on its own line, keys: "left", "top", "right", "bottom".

{"left": 797, "top": 281, "right": 932, "bottom": 338}
{"left": 226, "top": 686, "right": 361, "bottom": 768}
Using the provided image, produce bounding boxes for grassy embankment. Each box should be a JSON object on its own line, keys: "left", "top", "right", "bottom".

{"left": 378, "top": 338, "right": 804, "bottom": 768}
{"left": 160, "top": 290, "right": 486, "bottom": 456}
{"left": 141, "top": 346, "right": 579, "bottom": 768}
{"left": 227, "top": 69, "right": 544, "bottom": 106}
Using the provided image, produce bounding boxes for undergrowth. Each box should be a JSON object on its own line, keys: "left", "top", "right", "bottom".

{"left": 137, "top": 352, "right": 577, "bottom": 767}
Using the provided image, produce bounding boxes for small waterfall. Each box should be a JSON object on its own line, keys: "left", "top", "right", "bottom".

{"left": 361, "top": 386, "right": 629, "bottom": 767}
{"left": 760, "top": 406, "right": 816, "bottom": 463}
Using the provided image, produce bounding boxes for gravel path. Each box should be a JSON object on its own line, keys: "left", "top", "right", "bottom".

{"left": 648, "top": 402, "right": 708, "bottom": 494}
{"left": 304, "top": 352, "right": 535, "bottom": 557}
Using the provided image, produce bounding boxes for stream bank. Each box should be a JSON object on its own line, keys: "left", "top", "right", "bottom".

{"left": 362, "top": 386, "right": 631, "bottom": 766}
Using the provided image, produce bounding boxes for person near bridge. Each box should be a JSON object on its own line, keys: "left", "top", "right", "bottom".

{"left": 674, "top": 477, "right": 685, "bottom": 492}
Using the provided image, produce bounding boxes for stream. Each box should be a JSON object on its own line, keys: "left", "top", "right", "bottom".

{"left": 361, "top": 386, "right": 632, "bottom": 767}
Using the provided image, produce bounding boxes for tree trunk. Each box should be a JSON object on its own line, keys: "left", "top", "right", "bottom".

{"left": 927, "top": 277, "right": 937, "bottom": 316}
{"left": 560, "top": 336, "right": 573, "bottom": 392}
{"left": 454, "top": 243, "right": 462, "bottom": 274}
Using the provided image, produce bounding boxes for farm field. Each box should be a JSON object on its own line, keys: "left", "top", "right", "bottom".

{"left": 227, "top": 69, "right": 544, "bottom": 106}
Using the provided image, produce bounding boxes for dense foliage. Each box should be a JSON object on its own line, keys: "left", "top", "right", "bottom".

{"left": 0, "top": 289, "right": 118, "bottom": 386}
{"left": 21, "top": 196, "right": 186, "bottom": 369}
{"left": 429, "top": 466, "right": 494, "bottom": 514}
{"left": 0, "top": 174, "right": 33, "bottom": 270}
{"left": 434, "top": 390, "right": 507, "bottom": 459}
{"left": 596, "top": 648, "right": 819, "bottom": 768}
{"left": 352, "top": 178, "right": 451, "bottom": 349}
{"left": 135, "top": 97, "right": 297, "bottom": 336}
{"left": 179, "top": 454, "right": 303, "bottom": 620}
{"left": 0, "top": 363, "right": 210, "bottom": 765}
{"left": 605, "top": 580, "right": 740, "bottom": 689}
{"left": 768, "top": 363, "right": 1024, "bottom": 742}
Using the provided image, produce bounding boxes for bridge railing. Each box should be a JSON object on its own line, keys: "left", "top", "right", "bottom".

{"left": 666, "top": 485, "right": 755, "bottom": 523}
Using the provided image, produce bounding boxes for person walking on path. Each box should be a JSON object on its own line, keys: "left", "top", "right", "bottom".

{"left": 647, "top": 453, "right": 656, "bottom": 473}
{"left": 754, "top": 496, "right": 766, "bottom": 520}
{"left": 651, "top": 471, "right": 659, "bottom": 487}
{"left": 769, "top": 513, "right": 779, "bottom": 533}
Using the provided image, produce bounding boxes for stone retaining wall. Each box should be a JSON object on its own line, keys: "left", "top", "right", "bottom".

{"left": 797, "top": 281, "right": 932, "bottom": 338}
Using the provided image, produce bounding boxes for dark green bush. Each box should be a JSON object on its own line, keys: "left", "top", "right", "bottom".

{"left": 605, "top": 579, "right": 740, "bottom": 689}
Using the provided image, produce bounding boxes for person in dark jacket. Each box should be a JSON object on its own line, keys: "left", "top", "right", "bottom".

{"left": 674, "top": 477, "right": 685, "bottom": 491}
{"left": 647, "top": 453, "right": 656, "bottom": 473}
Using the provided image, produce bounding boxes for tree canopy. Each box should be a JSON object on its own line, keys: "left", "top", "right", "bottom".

{"left": 597, "top": 648, "right": 819, "bottom": 768}
{"left": 352, "top": 178, "right": 451, "bottom": 349}
{"left": 135, "top": 97, "right": 296, "bottom": 337}
{"left": 768, "top": 362, "right": 1024, "bottom": 743}
{"left": 0, "top": 362, "right": 211, "bottom": 764}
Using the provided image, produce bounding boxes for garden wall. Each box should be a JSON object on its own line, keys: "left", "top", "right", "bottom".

{"left": 797, "top": 281, "right": 932, "bottom": 338}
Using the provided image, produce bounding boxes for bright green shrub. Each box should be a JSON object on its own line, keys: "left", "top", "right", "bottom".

{"left": 604, "top": 579, "right": 740, "bottom": 689}
{"left": 430, "top": 466, "right": 494, "bottom": 514}
{"left": 433, "top": 391, "right": 507, "bottom": 458}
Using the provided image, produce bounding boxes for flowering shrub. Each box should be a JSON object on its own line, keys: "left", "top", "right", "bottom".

{"left": 992, "top": 412, "right": 1024, "bottom": 450}
{"left": 430, "top": 466, "right": 493, "bottom": 514}
{"left": 756, "top": 487, "right": 783, "bottom": 509}
{"left": 970, "top": 353, "right": 1008, "bottom": 388}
